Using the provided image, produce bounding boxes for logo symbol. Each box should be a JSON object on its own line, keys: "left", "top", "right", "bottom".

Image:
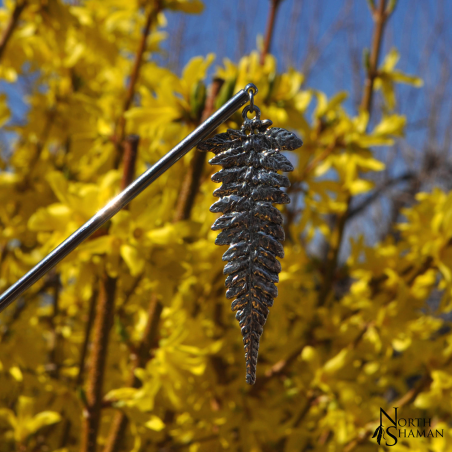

{"left": 371, "top": 408, "right": 443, "bottom": 445}
{"left": 372, "top": 408, "right": 398, "bottom": 447}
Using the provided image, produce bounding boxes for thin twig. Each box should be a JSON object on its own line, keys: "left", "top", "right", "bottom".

{"left": 260, "top": 0, "right": 283, "bottom": 65}
{"left": 172, "top": 434, "right": 219, "bottom": 450}
{"left": 47, "top": 275, "right": 61, "bottom": 379}
{"left": 114, "top": 3, "right": 161, "bottom": 165}
{"left": 317, "top": 196, "right": 351, "bottom": 307}
{"left": 59, "top": 416, "right": 72, "bottom": 449}
{"left": 0, "top": 0, "right": 27, "bottom": 61}
{"left": 302, "top": 139, "right": 338, "bottom": 177}
{"left": 61, "top": 288, "right": 98, "bottom": 449}
{"left": 76, "top": 287, "right": 98, "bottom": 388}
{"left": 80, "top": 275, "right": 117, "bottom": 452}
{"left": 173, "top": 78, "right": 223, "bottom": 222}
{"left": 347, "top": 172, "right": 414, "bottom": 220}
{"left": 360, "top": 0, "right": 390, "bottom": 114}
{"left": 120, "top": 135, "right": 140, "bottom": 192}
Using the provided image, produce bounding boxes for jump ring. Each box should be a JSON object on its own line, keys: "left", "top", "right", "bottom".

{"left": 242, "top": 105, "right": 261, "bottom": 120}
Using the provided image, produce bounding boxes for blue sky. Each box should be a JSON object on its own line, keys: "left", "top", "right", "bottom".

{"left": 158, "top": 0, "right": 450, "bottom": 128}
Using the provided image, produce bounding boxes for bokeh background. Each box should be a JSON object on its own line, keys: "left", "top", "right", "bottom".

{"left": 0, "top": 0, "right": 452, "bottom": 451}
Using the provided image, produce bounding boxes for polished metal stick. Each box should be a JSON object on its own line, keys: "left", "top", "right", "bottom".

{"left": 0, "top": 84, "right": 258, "bottom": 313}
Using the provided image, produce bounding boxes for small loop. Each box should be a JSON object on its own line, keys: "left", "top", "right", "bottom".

{"left": 249, "top": 89, "right": 255, "bottom": 112}
{"left": 242, "top": 105, "right": 261, "bottom": 120}
{"left": 244, "top": 83, "right": 258, "bottom": 96}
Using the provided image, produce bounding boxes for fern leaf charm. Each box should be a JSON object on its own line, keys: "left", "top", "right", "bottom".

{"left": 198, "top": 106, "right": 303, "bottom": 384}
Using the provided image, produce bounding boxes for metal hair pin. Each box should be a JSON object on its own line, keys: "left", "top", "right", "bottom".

{"left": 0, "top": 84, "right": 259, "bottom": 313}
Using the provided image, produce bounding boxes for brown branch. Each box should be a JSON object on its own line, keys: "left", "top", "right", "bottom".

{"left": 16, "top": 109, "right": 57, "bottom": 191}
{"left": 293, "top": 393, "right": 318, "bottom": 428}
{"left": 317, "top": 196, "right": 352, "bottom": 307}
{"left": 260, "top": 0, "right": 283, "bottom": 65}
{"left": 347, "top": 172, "right": 414, "bottom": 220}
{"left": 366, "top": 0, "right": 376, "bottom": 14}
{"left": 60, "top": 288, "right": 99, "bottom": 449}
{"left": 171, "top": 434, "right": 219, "bottom": 450}
{"left": 302, "top": 141, "right": 337, "bottom": 177}
{"left": 394, "top": 372, "right": 433, "bottom": 408}
{"left": 59, "top": 416, "right": 72, "bottom": 449}
{"left": 0, "top": 0, "right": 27, "bottom": 62}
{"left": 81, "top": 132, "right": 140, "bottom": 451}
{"left": 80, "top": 275, "right": 117, "bottom": 452}
{"left": 103, "top": 295, "right": 163, "bottom": 452}
{"left": 115, "top": 3, "right": 161, "bottom": 165}
{"left": 249, "top": 342, "right": 308, "bottom": 396}
{"left": 360, "top": 0, "right": 391, "bottom": 114}
{"left": 76, "top": 287, "right": 98, "bottom": 388}
{"left": 173, "top": 78, "right": 223, "bottom": 222}
{"left": 47, "top": 275, "right": 61, "bottom": 379}
{"left": 120, "top": 135, "right": 140, "bottom": 191}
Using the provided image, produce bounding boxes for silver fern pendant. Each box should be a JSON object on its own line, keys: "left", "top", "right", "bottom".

{"left": 198, "top": 102, "right": 303, "bottom": 385}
